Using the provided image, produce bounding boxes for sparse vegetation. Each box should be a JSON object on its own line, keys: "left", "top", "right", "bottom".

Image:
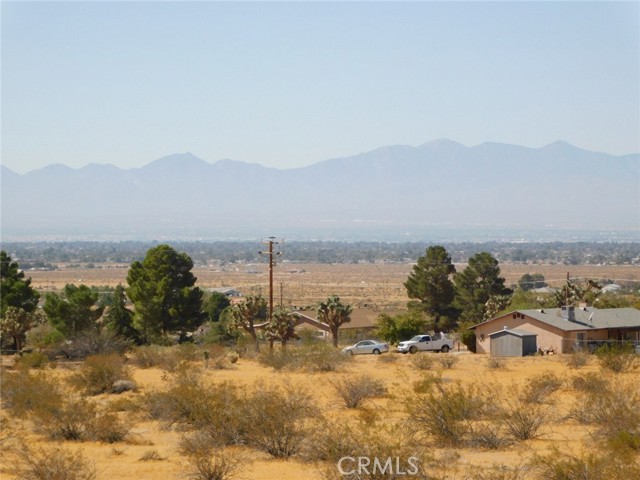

{"left": 330, "top": 374, "right": 387, "bottom": 408}
{"left": 14, "top": 444, "right": 97, "bottom": 480}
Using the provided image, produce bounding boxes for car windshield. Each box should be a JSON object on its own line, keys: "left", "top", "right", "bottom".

{"left": 409, "top": 336, "right": 422, "bottom": 341}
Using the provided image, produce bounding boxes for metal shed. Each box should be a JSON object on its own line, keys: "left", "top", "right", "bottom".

{"left": 489, "top": 327, "right": 538, "bottom": 357}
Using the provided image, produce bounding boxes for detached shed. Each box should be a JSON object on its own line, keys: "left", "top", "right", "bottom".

{"left": 489, "top": 328, "right": 537, "bottom": 357}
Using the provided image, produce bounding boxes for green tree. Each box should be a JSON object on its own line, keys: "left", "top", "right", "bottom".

{"left": 317, "top": 295, "right": 352, "bottom": 347}
{"left": 453, "top": 252, "right": 512, "bottom": 323}
{"left": 404, "top": 245, "right": 457, "bottom": 328}
{"left": 43, "top": 284, "right": 104, "bottom": 336}
{"left": 265, "top": 308, "right": 298, "bottom": 349}
{"left": 126, "top": 245, "right": 204, "bottom": 342}
{"left": 517, "top": 273, "right": 547, "bottom": 291}
{"left": 376, "top": 310, "right": 428, "bottom": 344}
{"left": 204, "top": 291, "right": 231, "bottom": 323}
{"left": 0, "top": 306, "right": 46, "bottom": 351}
{"left": 1, "top": 251, "right": 40, "bottom": 317}
{"left": 231, "top": 295, "right": 267, "bottom": 351}
{"left": 104, "top": 284, "right": 141, "bottom": 344}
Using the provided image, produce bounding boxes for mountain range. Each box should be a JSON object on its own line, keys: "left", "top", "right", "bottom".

{"left": 2, "top": 139, "right": 639, "bottom": 241}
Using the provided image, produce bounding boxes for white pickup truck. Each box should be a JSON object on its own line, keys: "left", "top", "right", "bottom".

{"left": 397, "top": 332, "right": 454, "bottom": 354}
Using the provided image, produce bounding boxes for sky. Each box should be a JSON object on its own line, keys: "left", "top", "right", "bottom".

{"left": 1, "top": 1, "right": 639, "bottom": 174}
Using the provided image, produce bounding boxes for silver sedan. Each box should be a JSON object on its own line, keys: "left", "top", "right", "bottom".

{"left": 342, "top": 340, "right": 389, "bottom": 355}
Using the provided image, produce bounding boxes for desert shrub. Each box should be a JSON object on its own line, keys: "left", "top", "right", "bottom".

{"left": 1, "top": 369, "right": 62, "bottom": 418}
{"left": 464, "top": 464, "right": 528, "bottom": 480}
{"left": 33, "top": 396, "right": 95, "bottom": 440}
{"left": 131, "top": 345, "right": 169, "bottom": 368}
{"left": 406, "top": 382, "right": 484, "bottom": 447}
{"left": 179, "top": 434, "right": 246, "bottom": 480}
{"left": 502, "top": 399, "right": 547, "bottom": 441}
{"left": 70, "top": 353, "right": 132, "bottom": 395}
{"left": 14, "top": 351, "right": 49, "bottom": 369}
{"left": 595, "top": 343, "right": 637, "bottom": 373}
{"left": 14, "top": 444, "right": 97, "bottom": 480}
{"left": 86, "top": 411, "right": 130, "bottom": 443}
{"left": 569, "top": 378, "right": 640, "bottom": 444}
{"left": 139, "top": 450, "right": 165, "bottom": 461}
{"left": 412, "top": 372, "right": 444, "bottom": 394}
{"left": 145, "top": 369, "right": 243, "bottom": 445}
{"left": 487, "top": 357, "right": 506, "bottom": 369}
{"left": 521, "top": 371, "right": 562, "bottom": 404}
{"left": 568, "top": 372, "right": 609, "bottom": 395}
{"left": 467, "top": 423, "right": 513, "bottom": 450}
{"left": 531, "top": 446, "right": 640, "bottom": 480}
{"left": 377, "top": 352, "right": 397, "bottom": 363}
{"left": 565, "top": 351, "right": 590, "bottom": 369}
{"left": 436, "top": 355, "right": 458, "bottom": 369}
{"left": 331, "top": 375, "right": 387, "bottom": 409}
{"left": 53, "top": 329, "right": 131, "bottom": 359}
{"left": 411, "top": 354, "right": 435, "bottom": 370}
{"left": 307, "top": 419, "right": 431, "bottom": 479}
{"left": 258, "top": 343, "right": 349, "bottom": 372}
{"left": 241, "top": 382, "right": 318, "bottom": 458}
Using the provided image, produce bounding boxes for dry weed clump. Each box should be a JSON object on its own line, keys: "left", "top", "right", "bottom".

{"left": 436, "top": 355, "right": 458, "bottom": 370}
{"left": 69, "top": 353, "right": 133, "bottom": 395}
{"left": 502, "top": 399, "right": 548, "bottom": 441}
{"left": 565, "top": 351, "right": 590, "bottom": 369}
{"left": 14, "top": 351, "right": 49, "bottom": 370}
{"left": 241, "top": 381, "right": 319, "bottom": 458}
{"left": 1, "top": 368, "right": 62, "bottom": 418}
{"left": 411, "top": 354, "right": 435, "bottom": 370}
{"left": 305, "top": 419, "right": 432, "bottom": 479}
{"left": 13, "top": 444, "right": 97, "bottom": 480}
{"left": 331, "top": 374, "right": 387, "bottom": 408}
{"left": 568, "top": 378, "right": 640, "bottom": 448}
{"left": 487, "top": 357, "right": 507, "bottom": 369}
{"left": 595, "top": 344, "right": 637, "bottom": 373}
{"left": 520, "top": 371, "right": 562, "bottom": 404}
{"left": 179, "top": 434, "right": 246, "bottom": 480}
{"left": 405, "top": 382, "right": 485, "bottom": 447}
{"left": 258, "top": 343, "right": 349, "bottom": 372}
{"left": 531, "top": 446, "right": 640, "bottom": 480}
{"left": 145, "top": 368, "right": 243, "bottom": 446}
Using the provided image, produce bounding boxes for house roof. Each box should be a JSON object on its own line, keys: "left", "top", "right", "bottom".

{"left": 292, "top": 308, "right": 382, "bottom": 330}
{"left": 489, "top": 328, "right": 537, "bottom": 337}
{"left": 475, "top": 307, "right": 640, "bottom": 332}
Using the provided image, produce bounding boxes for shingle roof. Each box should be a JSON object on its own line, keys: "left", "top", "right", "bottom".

{"left": 520, "top": 307, "right": 640, "bottom": 331}
{"left": 489, "top": 328, "right": 537, "bottom": 337}
{"left": 474, "top": 307, "right": 640, "bottom": 332}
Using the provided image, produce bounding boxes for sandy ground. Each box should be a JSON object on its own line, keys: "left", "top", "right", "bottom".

{"left": 2, "top": 350, "right": 638, "bottom": 480}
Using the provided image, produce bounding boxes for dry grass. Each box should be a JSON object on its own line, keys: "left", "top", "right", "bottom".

{"left": 1, "top": 351, "right": 639, "bottom": 479}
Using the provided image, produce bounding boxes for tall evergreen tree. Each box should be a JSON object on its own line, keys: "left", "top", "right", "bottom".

{"left": 204, "top": 291, "right": 231, "bottom": 323}
{"left": 453, "top": 252, "right": 512, "bottom": 323}
{"left": 1, "top": 251, "right": 40, "bottom": 317}
{"left": 43, "top": 284, "right": 104, "bottom": 336}
{"left": 126, "top": 245, "right": 204, "bottom": 342}
{"left": 404, "top": 245, "right": 457, "bottom": 329}
{"left": 317, "top": 295, "right": 352, "bottom": 347}
{"left": 104, "top": 284, "right": 141, "bottom": 344}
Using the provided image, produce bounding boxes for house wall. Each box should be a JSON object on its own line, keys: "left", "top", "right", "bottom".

{"left": 475, "top": 314, "right": 568, "bottom": 354}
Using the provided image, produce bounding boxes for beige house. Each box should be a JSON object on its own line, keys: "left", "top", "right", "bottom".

{"left": 472, "top": 307, "right": 640, "bottom": 354}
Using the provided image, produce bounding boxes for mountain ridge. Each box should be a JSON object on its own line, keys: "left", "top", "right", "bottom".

{"left": 1, "top": 140, "right": 638, "bottom": 241}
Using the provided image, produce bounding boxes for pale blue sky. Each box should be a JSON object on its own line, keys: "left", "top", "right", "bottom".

{"left": 2, "top": 1, "right": 639, "bottom": 174}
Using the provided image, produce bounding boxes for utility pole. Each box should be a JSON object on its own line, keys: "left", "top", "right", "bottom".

{"left": 258, "top": 237, "right": 283, "bottom": 319}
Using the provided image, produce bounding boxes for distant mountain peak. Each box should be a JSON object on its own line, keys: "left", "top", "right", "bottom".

{"left": 421, "top": 139, "right": 467, "bottom": 149}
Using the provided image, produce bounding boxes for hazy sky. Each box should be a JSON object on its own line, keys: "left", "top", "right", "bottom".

{"left": 2, "top": 1, "right": 639, "bottom": 174}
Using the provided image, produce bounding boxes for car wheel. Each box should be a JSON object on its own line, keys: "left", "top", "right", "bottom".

{"left": 409, "top": 346, "right": 417, "bottom": 354}
{"left": 373, "top": 349, "right": 380, "bottom": 355}
{"left": 441, "top": 345, "right": 450, "bottom": 353}
{"left": 349, "top": 350, "right": 354, "bottom": 355}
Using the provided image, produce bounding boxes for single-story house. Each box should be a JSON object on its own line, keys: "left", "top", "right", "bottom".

{"left": 208, "top": 287, "right": 242, "bottom": 297}
{"left": 292, "top": 308, "right": 382, "bottom": 342}
{"left": 472, "top": 306, "right": 640, "bottom": 354}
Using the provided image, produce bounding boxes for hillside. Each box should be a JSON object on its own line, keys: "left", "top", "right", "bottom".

{"left": 1, "top": 140, "right": 638, "bottom": 240}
